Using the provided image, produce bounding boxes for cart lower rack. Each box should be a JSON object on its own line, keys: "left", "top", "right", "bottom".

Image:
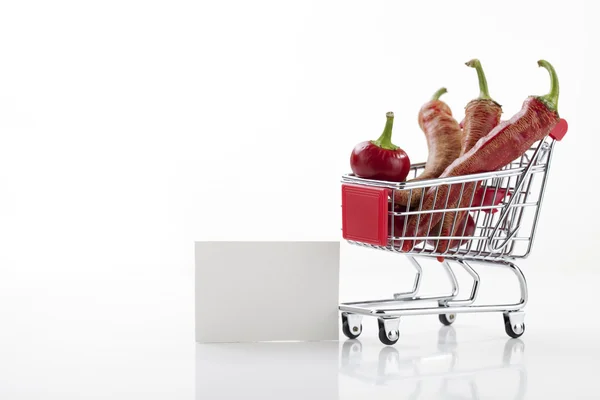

{"left": 339, "top": 121, "right": 567, "bottom": 345}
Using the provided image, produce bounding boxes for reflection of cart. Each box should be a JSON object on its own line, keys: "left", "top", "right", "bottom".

{"left": 339, "top": 121, "right": 567, "bottom": 345}
{"left": 339, "top": 329, "right": 527, "bottom": 399}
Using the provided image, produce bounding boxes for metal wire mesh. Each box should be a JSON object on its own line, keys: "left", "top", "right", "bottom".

{"left": 341, "top": 138, "right": 555, "bottom": 260}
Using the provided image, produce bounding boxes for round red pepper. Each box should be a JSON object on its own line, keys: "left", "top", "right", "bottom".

{"left": 350, "top": 112, "right": 411, "bottom": 182}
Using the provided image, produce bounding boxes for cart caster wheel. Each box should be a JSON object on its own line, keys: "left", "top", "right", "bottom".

{"left": 377, "top": 317, "right": 400, "bottom": 346}
{"left": 342, "top": 321, "right": 361, "bottom": 339}
{"left": 504, "top": 320, "right": 525, "bottom": 338}
{"left": 341, "top": 313, "right": 362, "bottom": 339}
{"left": 438, "top": 313, "right": 456, "bottom": 326}
{"left": 503, "top": 312, "right": 525, "bottom": 339}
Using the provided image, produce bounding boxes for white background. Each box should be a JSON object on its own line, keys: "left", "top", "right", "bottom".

{"left": 1, "top": 0, "right": 599, "bottom": 398}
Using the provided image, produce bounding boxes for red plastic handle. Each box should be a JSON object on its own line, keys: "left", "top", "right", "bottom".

{"left": 549, "top": 118, "right": 568, "bottom": 141}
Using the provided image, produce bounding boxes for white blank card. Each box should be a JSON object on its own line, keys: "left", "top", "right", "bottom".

{"left": 195, "top": 241, "right": 340, "bottom": 343}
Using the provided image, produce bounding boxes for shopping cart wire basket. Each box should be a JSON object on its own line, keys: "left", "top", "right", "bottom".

{"left": 339, "top": 119, "right": 568, "bottom": 345}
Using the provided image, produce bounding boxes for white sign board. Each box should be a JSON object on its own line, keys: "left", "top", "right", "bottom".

{"left": 195, "top": 241, "right": 340, "bottom": 343}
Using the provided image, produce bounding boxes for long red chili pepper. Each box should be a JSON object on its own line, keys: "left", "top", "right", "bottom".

{"left": 433, "top": 59, "right": 503, "bottom": 252}
{"left": 394, "top": 88, "right": 462, "bottom": 207}
{"left": 461, "top": 59, "right": 503, "bottom": 153}
{"left": 402, "top": 60, "right": 561, "bottom": 252}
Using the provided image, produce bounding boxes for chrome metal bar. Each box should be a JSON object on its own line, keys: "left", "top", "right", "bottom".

{"left": 444, "top": 183, "right": 473, "bottom": 258}
{"left": 391, "top": 202, "right": 539, "bottom": 216}
{"left": 445, "top": 260, "right": 480, "bottom": 306}
{"left": 343, "top": 298, "right": 430, "bottom": 307}
{"left": 393, "top": 256, "right": 422, "bottom": 299}
{"left": 432, "top": 183, "right": 462, "bottom": 254}
{"left": 339, "top": 302, "right": 524, "bottom": 317}
{"left": 442, "top": 260, "right": 459, "bottom": 298}
{"left": 453, "top": 182, "right": 480, "bottom": 258}
{"left": 390, "top": 189, "right": 396, "bottom": 246}
{"left": 415, "top": 185, "right": 440, "bottom": 251}
{"left": 346, "top": 240, "right": 539, "bottom": 260}
{"left": 342, "top": 257, "right": 460, "bottom": 308}
{"left": 343, "top": 294, "right": 461, "bottom": 307}
{"left": 470, "top": 178, "right": 490, "bottom": 256}
{"left": 524, "top": 140, "right": 556, "bottom": 258}
{"left": 389, "top": 235, "right": 532, "bottom": 241}
{"left": 503, "top": 173, "right": 521, "bottom": 255}
{"left": 488, "top": 174, "right": 506, "bottom": 252}
{"left": 398, "top": 187, "right": 414, "bottom": 250}
{"left": 488, "top": 140, "right": 548, "bottom": 251}
{"left": 478, "top": 205, "right": 495, "bottom": 256}
{"left": 508, "top": 158, "right": 536, "bottom": 255}
{"left": 339, "top": 259, "right": 527, "bottom": 317}
{"left": 341, "top": 164, "right": 548, "bottom": 190}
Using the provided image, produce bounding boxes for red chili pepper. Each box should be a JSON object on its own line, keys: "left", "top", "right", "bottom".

{"left": 402, "top": 60, "right": 561, "bottom": 252}
{"left": 350, "top": 112, "right": 411, "bottom": 182}
{"left": 428, "top": 213, "right": 476, "bottom": 250}
{"left": 433, "top": 59, "right": 503, "bottom": 252}
{"left": 394, "top": 88, "right": 462, "bottom": 207}
{"left": 461, "top": 59, "right": 503, "bottom": 154}
{"left": 473, "top": 187, "right": 510, "bottom": 213}
{"left": 388, "top": 203, "right": 430, "bottom": 249}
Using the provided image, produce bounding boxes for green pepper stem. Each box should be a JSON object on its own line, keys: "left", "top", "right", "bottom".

{"left": 431, "top": 87, "right": 447, "bottom": 101}
{"left": 465, "top": 59, "right": 492, "bottom": 101}
{"left": 372, "top": 112, "right": 398, "bottom": 150}
{"left": 537, "top": 59, "right": 559, "bottom": 113}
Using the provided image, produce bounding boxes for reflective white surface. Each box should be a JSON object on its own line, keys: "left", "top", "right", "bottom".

{"left": 195, "top": 320, "right": 600, "bottom": 400}
{"left": 338, "top": 329, "right": 526, "bottom": 400}
{"left": 3, "top": 265, "right": 600, "bottom": 399}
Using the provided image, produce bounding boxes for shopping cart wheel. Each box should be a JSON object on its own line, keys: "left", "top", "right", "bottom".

{"left": 377, "top": 317, "right": 400, "bottom": 346}
{"left": 503, "top": 312, "right": 525, "bottom": 339}
{"left": 341, "top": 313, "right": 362, "bottom": 339}
{"left": 438, "top": 313, "right": 456, "bottom": 326}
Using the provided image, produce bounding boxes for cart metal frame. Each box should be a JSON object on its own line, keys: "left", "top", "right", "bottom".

{"left": 339, "top": 122, "right": 567, "bottom": 345}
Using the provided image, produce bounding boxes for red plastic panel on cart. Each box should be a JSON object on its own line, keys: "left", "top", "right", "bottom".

{"left": 342, "top": 184, "right": 389, "bottom": 246}
{"left": 549, "top": 118, "right": 568, "bottom": 141}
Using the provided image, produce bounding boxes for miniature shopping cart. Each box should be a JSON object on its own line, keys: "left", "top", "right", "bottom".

{"left": 339, "top": 119, "right": 568, "bottom": 345}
